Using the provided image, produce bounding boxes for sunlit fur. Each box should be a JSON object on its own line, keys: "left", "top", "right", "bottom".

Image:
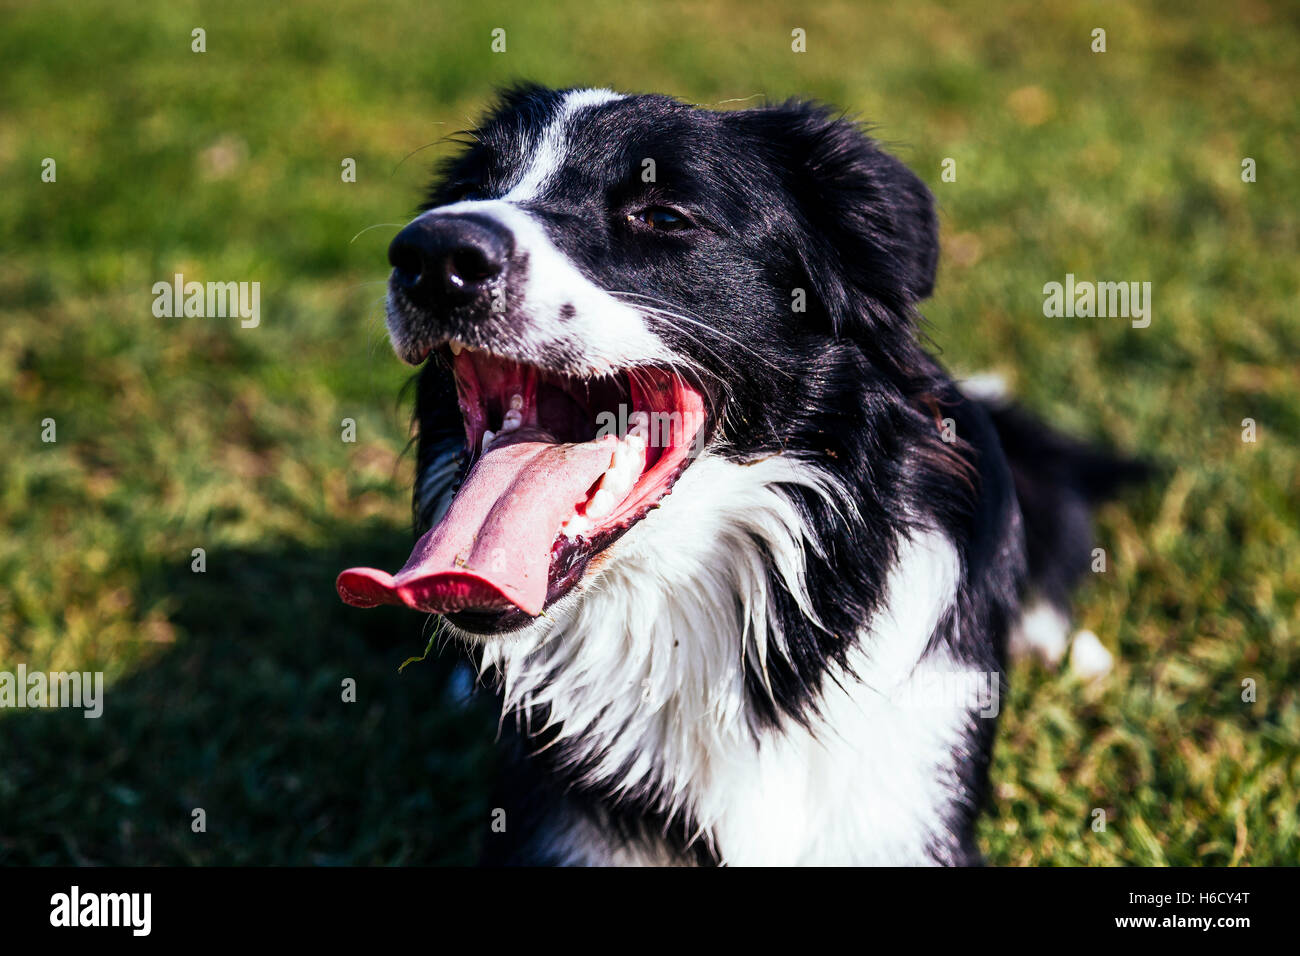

{"left": 389, "top": 85, "right": 1141, "bottom": 865}
{"left": 469, "top": 458, "right": 973, "bottom": 865}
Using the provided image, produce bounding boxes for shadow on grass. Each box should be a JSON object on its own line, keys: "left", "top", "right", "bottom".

{"left": 0, "top": 524, "right": 498, "bottom": 865}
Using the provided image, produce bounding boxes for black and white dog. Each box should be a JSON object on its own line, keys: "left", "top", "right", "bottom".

{"left": 338, "top": 85, "right": 1143, "bottom": 865}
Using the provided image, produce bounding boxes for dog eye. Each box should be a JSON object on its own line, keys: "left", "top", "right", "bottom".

{"left": 627, "top": 206, "right": 692, "bottom": 232}
{"left": 450, "top": 182, "right": 484, "bottom": 202}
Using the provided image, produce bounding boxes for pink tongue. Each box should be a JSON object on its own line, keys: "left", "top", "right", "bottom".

{"left": 337, "top": 435, "right": 616, "bottom": 617}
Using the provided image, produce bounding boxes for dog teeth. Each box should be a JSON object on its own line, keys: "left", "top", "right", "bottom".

{"left": 449, "top": 340, "right": 464, "bottom": 356}
{"left": 560, "top": 422, "right": 650, "bottom": 540}
{"left": 586, "top": 430, "right": 649, "bottom": 520}
{"left": 624, "top": 428, "right": 648, "bottom": 454}
{"left": 599, "top": 441, "right": 640, "bottom": 499}
{"left": 501, "top": 394, "right": 523, "bottom": 432}
{"left": 585, "top": 488, "right": 615, "bottom": 519}
{"left": 481, "top": 429, "right": 496, "bottom": 453}
{"left": 560, "top": 514, "right": 592, "bottom": 540}
{"left": 608, "top": 442, "right": 629, "bottom": 476}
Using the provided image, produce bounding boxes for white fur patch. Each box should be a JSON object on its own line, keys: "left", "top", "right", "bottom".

{"left": 503, "top": 88, "right": 624, "bottom": 202}
{"left": 465, "top": 453, "right": 977, "bottom": 865}
{"left": 708, "top": 524, "right": 971, "bottom": 865}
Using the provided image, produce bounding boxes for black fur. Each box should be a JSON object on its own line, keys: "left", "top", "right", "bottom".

{"left": 393, "top": 86, "right": 1143, "bottom": 864}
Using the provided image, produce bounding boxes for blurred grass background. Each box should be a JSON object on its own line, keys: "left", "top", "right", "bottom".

{"left": 0, "top": 0, "right": 1296, "bottom": 865}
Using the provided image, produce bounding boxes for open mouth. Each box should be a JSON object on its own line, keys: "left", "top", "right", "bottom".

{"left": 336, "top": 343, "right": 707, "bottom": 631}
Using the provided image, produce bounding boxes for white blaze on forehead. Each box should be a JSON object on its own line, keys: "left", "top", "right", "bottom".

{"left": 502, "top": 88, "right": 624, "bottom": 202}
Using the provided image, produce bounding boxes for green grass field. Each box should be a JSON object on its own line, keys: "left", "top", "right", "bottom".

{"left": 1, "top": 0, "right": 1297, "bottom": 865}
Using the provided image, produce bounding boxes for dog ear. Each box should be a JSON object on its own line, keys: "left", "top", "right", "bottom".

{"left": 734, "top": 101, "right": 939, "bottom": 334}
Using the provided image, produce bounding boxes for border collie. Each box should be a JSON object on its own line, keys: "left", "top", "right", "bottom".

{"left": 337, "top": 85, "right": 1143, "bottom": 865}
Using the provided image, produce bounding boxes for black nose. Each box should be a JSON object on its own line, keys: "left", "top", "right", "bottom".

{"left": 388, "top": 214, "right": 512, "bottom": 308}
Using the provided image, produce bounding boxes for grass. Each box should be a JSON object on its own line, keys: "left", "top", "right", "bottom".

{"left": 1, "top": 0, "right": 1296, "bottom": 865}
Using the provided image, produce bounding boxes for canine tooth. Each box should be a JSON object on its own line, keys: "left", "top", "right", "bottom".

{"left": 502, "top": 409, "right": 522, "bottom": 431}
{"left": 482, "top": 429, "right": 496, "bottom": 452}
{"left": 604, "top": 447, "right": 638, "bottom": 493}
{"left": 586, "top": 488, "right": 615, "bottom": 519}
{"left": 600, "top": 469, "right": 633, "bottom": 500}
{"left": 618, "top": 432, "right": 648, "bottom": 474}
{"left": 561, "top": 514, "right": 592, "bottom": 539}
{"left": 449, "top": 340, "right": 464, "bottom": 356}
{"left": 597, "top": 464, "right": 623, "bottom": 496}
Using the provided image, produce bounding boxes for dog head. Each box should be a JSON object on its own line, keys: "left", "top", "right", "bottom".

{"left": 337, "top": 84, "right": 939, "bottom": 635}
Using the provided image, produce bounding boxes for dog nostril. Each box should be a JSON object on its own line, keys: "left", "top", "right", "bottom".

{"left": 392, "top": 265, "right": 421, "bottom": 289}
{"left": 445, "top": 247, "right": 498, "bottom": 290}
{"left": 388, "top": 240, "right": 424, "bottom": 290}
{"left": 388, "top": 216, "right": 510, "bottom": 307}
